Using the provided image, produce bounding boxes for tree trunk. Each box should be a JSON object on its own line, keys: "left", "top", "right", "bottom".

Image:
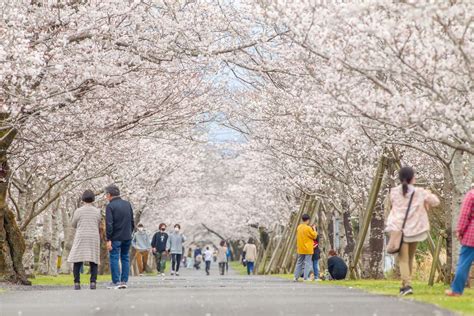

{"left": 367, "top": 203, "right": 385, "bottom": 279}
{"left": 59, "top": 206, "right": 73, "bottom": 274}
{"left": 38, "top": 211, "right": 53, "bottom": 275}
{"left": 342, "top": 209, "right": 355, "bottom": 257}
{"left": 99, "top": 215, "right": 110, "bottom": 275}
{"left": 0, "top": 123, "right": 30, "bottom": 284}
{"left": 22, "top": 219, "right": 37, "bottom": 276}
{"left": 49, "top": 206, "right": 60, "bottom": 275}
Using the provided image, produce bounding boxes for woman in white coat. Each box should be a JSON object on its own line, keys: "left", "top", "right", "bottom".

{"left": 67, "top": 190, "right": 102, "bottom": 290}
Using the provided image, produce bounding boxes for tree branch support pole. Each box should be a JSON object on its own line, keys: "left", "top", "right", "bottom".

{"left": 427, "top": 233, "right": 445, "bottom": 281}
{"left": 349, "top": 153, "right": 387, "bottom": 279}
{"left": 428, "top": 230, "right": 446, "bottom": 286}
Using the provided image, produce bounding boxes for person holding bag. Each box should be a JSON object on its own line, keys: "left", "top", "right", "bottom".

{"left": 385, "top": 167, "right": 440, "bottom": 296}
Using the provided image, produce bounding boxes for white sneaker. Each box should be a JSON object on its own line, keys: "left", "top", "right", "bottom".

{"left": 107, "top": 282, "right": 120, "bottom": 289}
{"left": 161, "top": 273, "right": 165, "bottom": 277}
{"left": 176, "top": 272, "right": 180, "bottom": 276}
{"left": 170, "top": 271, "right": 175, "bottom": 276}
{"left": 119, "top": 283, "right": 128, "bottom": 289}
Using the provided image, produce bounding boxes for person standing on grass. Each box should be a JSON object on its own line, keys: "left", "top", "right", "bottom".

{"left": 311, "top": 234, "right": 321, "bottom": 281}
{"left": 105, "top": 184, "right": 134, "bottom": 289}
{"left": 132, "top": 223, "right": 151, "bottom": 276}
{"left": 386, "top": 167, "right": 440, "bottom": 296}
{"left": 446, "top": 188, "right": 474, "bottom": 297}
{"left": 217, "top": 240, "right": 228, "bottom": 275}
{"left": 243, "top": 238, "right": 257, "bottom": 275}
{"left": 151, "top": 223, "right": 168, "bottom": 276}
{"left": 293, "top": 213, "right": 317, "bottom": 282}
{"left": 204, "top": 246, "right": 213, "bottom": 275}
{"left": 68, "top": 190, "right": 101, "bottom": 290}
{"left": 166, "top": 224, "right": 186, "bottom": 276}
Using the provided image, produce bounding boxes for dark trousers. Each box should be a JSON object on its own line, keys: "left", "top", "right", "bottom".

{"left": 219, "top": 262, "right": 226, "bottom": 275}
{"left": 73, "top": 262, "right": 98, "bottom": 283}
{"left": 171, "top": 254, "right": 182, "bottom": 272}
{"left": 154, "top": 251, "right": 166, "bottom": 273}
{"left": 205, "top": 260, "right": 211, "bottom": 275}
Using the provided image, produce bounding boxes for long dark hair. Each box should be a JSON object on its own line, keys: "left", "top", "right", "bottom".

{"left": 399, "top": 167, "right": 415, "bottom": 196}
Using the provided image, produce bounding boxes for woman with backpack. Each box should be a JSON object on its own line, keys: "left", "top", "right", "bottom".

{"left": 386, "top": 167, "right": 440, "bottom": 296}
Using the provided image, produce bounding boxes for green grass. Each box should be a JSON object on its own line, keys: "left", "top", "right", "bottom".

{"left": 229, "top": 261, "right": 248, "bottom": 275}
{"left": 29, "top": 274, "right": 112, "bottom": 286}
{"left": 28, "top": 258, "right": 173, "bottom": 286}
{"left": 276, "top": 275, "right": 473, "bottom": 315}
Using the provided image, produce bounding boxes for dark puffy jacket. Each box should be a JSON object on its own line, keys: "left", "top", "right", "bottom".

{"left": 328, "top": 256, "right": 348, "bottom": 280}
{"left": 105, "top": 197, "right": 134, "bottom": 241}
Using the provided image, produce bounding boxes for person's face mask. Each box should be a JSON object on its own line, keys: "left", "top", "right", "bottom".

{"left": 174, "top": 227, "right": 180, "bottom": 232}
{"left": 138, "top": 227, "right": 144, "bottom": 232}
{"left": 161, "top": 228, "right": 166, "bottom": 232}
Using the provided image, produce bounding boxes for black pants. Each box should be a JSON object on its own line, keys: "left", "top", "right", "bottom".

{"left": 73, "top": 262, "right": 98, "bottom": 283}
{"left": 171, "top": 254, "right": 182, "bottom": 272}
{"left": 205, "top": 261, "right": 211, "bottom": 275}
{"left": 219, "top": 262, "right": 226, "bottom": 275}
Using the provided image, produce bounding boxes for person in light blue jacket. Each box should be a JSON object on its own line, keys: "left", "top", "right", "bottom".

{"left": 166, "top": 224, "right": 186, "bottom": 276}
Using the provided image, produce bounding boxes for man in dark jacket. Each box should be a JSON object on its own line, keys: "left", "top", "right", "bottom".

{"left": 105, "top": 184, "right": 134, "bottom": 289}
{"left": 327, "top": 249, "right": 348, "bottom": 280}
{"left": 151, "top": 223, "right": 168, "bottom": 276}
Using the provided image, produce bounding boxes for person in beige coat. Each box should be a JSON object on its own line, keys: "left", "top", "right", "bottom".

{"left": 217, "top": 240, "right": 228, "bottom": 275}
{"left": 67, "top": 190, "right": 102, "bottom": 290}
{"left": 386, "top": 167, "right": 440, "bottom": 296}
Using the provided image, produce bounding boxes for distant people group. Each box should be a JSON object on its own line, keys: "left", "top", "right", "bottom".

{"left": 67, "top": 184, "right": 238, "bottom": 289}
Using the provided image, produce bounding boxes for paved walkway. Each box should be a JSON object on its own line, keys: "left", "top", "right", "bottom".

{"left": 1, "top": 264, "right": 451, "bottom": 316}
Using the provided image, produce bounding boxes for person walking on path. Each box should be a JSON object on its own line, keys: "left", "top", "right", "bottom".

{"left": 327, "top": 250, "right": 347, "bottom": 280}
{"left": 194, "top": 246, "right": 202, "bottom": 269}
{"left": 204, "top": 246, "right": 213, "bottom": 275}
{"left": 105, "top": 184, "right": 134, "bottom": 289}
{"left": 311, "top": 234, "right": 321, "bottom": 281}
{"left": 446, "top": 188, "right": 474, "bottom": 296}
{"left": 243, "top": 238, "right": 257, "bottom": 275}
{"left": 217, "top": 240, "right": 228, "bottom": 275}
{"left": 293, "top": 213, "right": 317, "bottom": 282}
{"left": 166, "top": 224, "right": 186, "bottom": 276}
{"left": 132, "top": 223, "right": 151, "bottom": 276}
{"left": 186, "top": 248, "right": 194, "bottom": 269}
{"left": 68, "top": 190, "right": 101, "bottom": 290}
{"left": 151, "top": 223, "right": 168, "bottom": 276}
{"left": 386, "top": 167, "right": 440, "bottom": 296}
{"left": 226, "top": 247, "right": 232, "bottom": 272}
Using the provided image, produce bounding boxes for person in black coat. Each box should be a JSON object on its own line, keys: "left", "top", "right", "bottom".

{"left": 327, "top": 249, "right": 348, "bottom": 280}
{"left": 105, "top": 184, "right": 134, "bottom": 289}
{"left": 151, "top": 223, "right": 169, "bottom": 275}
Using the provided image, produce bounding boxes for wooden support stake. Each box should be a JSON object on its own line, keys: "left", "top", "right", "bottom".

{"left": 429, "top": 231, "right": 446, "bottom": 286}
{"left": 427, "top": 233, "right": 445, "bottom": 281}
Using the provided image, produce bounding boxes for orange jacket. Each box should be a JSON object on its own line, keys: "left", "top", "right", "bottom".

{"left": 296, "top": 223, "right": 317, "bottom": 255}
